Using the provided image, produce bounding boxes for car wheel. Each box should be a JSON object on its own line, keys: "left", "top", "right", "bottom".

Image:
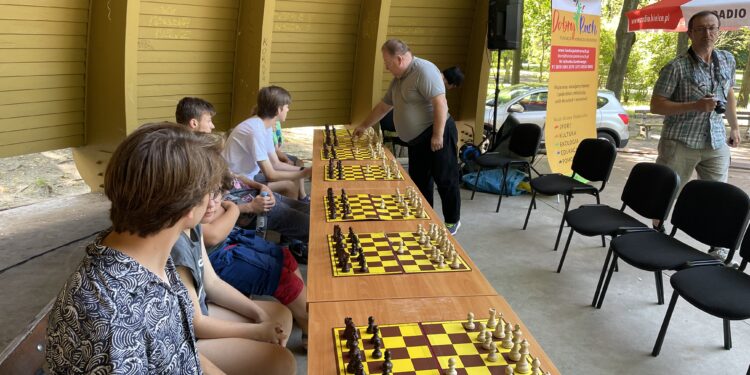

{"left": 597, "top": 131, "right": 617, "bottom": 148}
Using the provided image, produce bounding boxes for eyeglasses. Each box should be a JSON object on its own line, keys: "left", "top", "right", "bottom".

{"left": 691, "top": 26, "right": 719, "bottom": 34}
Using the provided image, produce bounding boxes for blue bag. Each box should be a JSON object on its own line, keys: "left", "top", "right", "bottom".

{"left": 461, "top": 168, "right": 527, "bottom": 196}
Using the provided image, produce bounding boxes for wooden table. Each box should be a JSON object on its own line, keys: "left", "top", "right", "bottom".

{"left": 308, "top": 130, "right": 496, "bottom": 303}
{"left": 308, "top": 296, "right": 560, "bottom": 375}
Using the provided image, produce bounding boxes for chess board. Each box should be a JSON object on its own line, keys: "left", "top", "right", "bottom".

{"left": 327, "top": 231, "right": 470, "bottom": 277}
{"left": 324, "top": 165, "right": 404, "bottom": 181}
{"left": 320, "top": 146, "right": 382, "bottom": 160}
{"left": 324, "top": 194, "right": 429, "bottom": 222}
{"left": 333, "top": 319, "right": 541, "bottom": 375}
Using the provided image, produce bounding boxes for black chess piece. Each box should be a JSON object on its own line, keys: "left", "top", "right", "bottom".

{"left": 342, "top": 254, "right": 351, "bottom": 273}
{"left": 358, "top": 252, "right": 369, "bottom": 273}
{"left": 354, "top": 361, "right": 365, "bottom": 375}
{"left": 332, "top": 148, "right": 338, "bottom": 159}
{"left": 323, "top": 144, "right": 330, "bottom": 158}
{"left": 381, "top": 349, "right": 393, "bottom": 374}
{"left": 348, "top": 342, "right": 361, "bottom": 361}
{"left": 343, "top": 317, "right": 355, "bottom": 339}
{"left": 366, "top": 316, "right": 375, "bottom": 334}
{"left": 372, "top": 339, "right": 382, "bottom": 359}
{"left": 337, "top": 160, "right": 344, "bottom": 180}
{"left": 346, "top": 351, "right": 359, "bottom": 374}
{"left": 370, "top": 325, "right": 381, "bottom": 346}
{"left": 348, "top": 227, "right": 356, "bottom": 242}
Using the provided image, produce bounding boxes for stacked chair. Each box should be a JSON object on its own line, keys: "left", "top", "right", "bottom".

{"left": 522, "top": 138, "right": 617, "bottom": 250}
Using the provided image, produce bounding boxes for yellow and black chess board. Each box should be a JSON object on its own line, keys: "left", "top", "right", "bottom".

{"left": 324, "top": 194, "right": 429, "bottom": 222}
{"left": 320, "top": 146, "right": 382, "bottom": 161}
{"left": 327, "top": 231, "right": 471, "bottom": 277}
{"left": 333, "top": 319, "right": 542, "bottom": 375}
{"left": 324, "top": 165, "right": 403, "bottom": 181}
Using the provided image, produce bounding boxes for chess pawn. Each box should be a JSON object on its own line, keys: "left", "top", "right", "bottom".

{"left": 477, "top": 322, "right": 487, "bottom": 342}
{"left": 382, "top": 349, "right": 393, "bottom": 374}
{"left": 531, "top": 357, "right": 542, "bottom": 375}
{"left": 450, "top": 253, "right": 461, "bottom": 269}
{"left": 501, "top": 323, "right": 514, "bottom": 349}
{"left": 379, "top": 199, "right": 386, "bottom": 210}
{"left": 505, "top": 366, "right": 515, "bottom": 375}
{"left": 445, "top": 357, "right": 458, "bottom": 375}
{"left": 493, "top": 318, "right": 505, "bottom": 339}
{"left": 417, "top": 224, "right": 424, "bottom": 236}
{"left": 482, "top": 333, "right": 493, "bottom": 350}
{"left": 463, "top": 312, "right": 475, "bottom": 330}
{"left": 509, "top": 341, "right": 522, "bottom": 362}
{"left": 487, "top": 342, "right": 499, "bottom": 363}
{"left": 417, "top": 207, "right": 425, "bottom": 218}
{"left": 372, "top": 339, "right": 382, "bottom": 359}
{"left": 348, "top": 344, "right": 361, "bottom": 362}
{"left": 515, "top": 340, "right": 531, "bottom": 374}
{"left": 437, "top": 254, "right": 445, "bottom": 268}
{"left": 403, "top": 203, "right": 410, "bottom": 217}
{"left": 431, "top": 245, "right": 439, "bottom": 261}
{"left": 397, "top": 240, "right": 405, "bottom": 254}
{"left": 487, "top": 308, "right": 497, "bottom": 329}
{"left": 370, "top": 325, "right": 381, "bottom": 345}
{"left": 366, "top": 316, "right": 375, "bottom": 334}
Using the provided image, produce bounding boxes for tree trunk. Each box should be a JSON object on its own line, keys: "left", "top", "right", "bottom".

{"left": 676, "top": 32, "right": 689, "bottom": 56}
{"left": 503, "top": 52, "right": 511, "bottom": 83}
{"left": 511, "top": 20, "right": 524, "bottom": 84}
{"left": 738, "top": 42, "right": 750, "bottom": 108}
{"left": 605, "top": 0, "right": 640, "bottom": 101}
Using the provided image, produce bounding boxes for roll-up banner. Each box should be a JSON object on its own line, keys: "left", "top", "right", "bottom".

{"left": 546, "top": 0, "right": 601, "bottom": 174}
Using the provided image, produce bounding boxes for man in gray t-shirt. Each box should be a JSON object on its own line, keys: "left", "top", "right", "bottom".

{"left": 354, "top": 39, "right": 462, "bottom": 235}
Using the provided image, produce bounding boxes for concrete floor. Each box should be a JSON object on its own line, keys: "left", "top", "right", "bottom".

{"left": 2, "top": 140, "right": 750, "bottom": 374}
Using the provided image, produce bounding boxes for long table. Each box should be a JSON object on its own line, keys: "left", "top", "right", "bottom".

{"left": 306, "top": 128, "right": 559, "bottom": 374}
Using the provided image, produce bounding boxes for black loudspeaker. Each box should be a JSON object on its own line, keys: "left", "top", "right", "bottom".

{"left": 488, "top": 0, "right": 523, "bottom": 50}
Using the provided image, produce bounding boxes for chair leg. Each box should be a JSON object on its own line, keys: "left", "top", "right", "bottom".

{"left": 592, "top": 248, "right": 614, "bottom": 307}
{"left": 523, "top": 192, "right": 536, "bottom": 230}
{"left": 596, "top": 254, "right": 619, "bottom": 309}
{"left": 471, "top": 168, "right": 482, "bottom": 200}
{"left": 652, "top": 291, "right": 680, "bottom": 356}
{"left": 601, "top": 235, "right": 606, "bottom": 247}
{"left": 553, "top": 196, "right": 571, "bottom": 251}
{"left": 557, "top": 228, "right": 575, "bottom": 273}
{"left": 723, "top": 319, "right": 732, "bottom": 350}
{"left": 496, "top": 166, "right": 508, "bottom": 212}
{"left": 654, "top": 271, "right": 664, "bottom": 305}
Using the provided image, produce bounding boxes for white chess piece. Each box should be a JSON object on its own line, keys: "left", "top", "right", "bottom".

{"left": 450, "top": 253, "right": 461, "bottom": 269}
{"left": 380, "top": 199, "right": 386, "bottom": 210}
{"left": 477, "top": 322, "right": 487, "bottom": 342}
{"left": 487, "top": 342, "right": 499, "bottom": 362}
{"left": 493, "top": 318, "right": 505, "bottom": 339}
{"left": 531, "top": 357, "right": 542, "bottom": 375}
{"left": 482, "top": 333, "right": 493, "bottom": 350}
{"left": 463, "top": 312, "right": 475, "bottom": 330}
{"left": 509, "top": 341, "right": 522, "bottom": 362}
{"left": 501, "top": 324, "right": 514, "bottom": 349}
{"left": 505, "top": 366, "right": 515, "bottom": 375}
{"left": 513, "top": 324, "right": 523, "bottom": 346}
{"left": 397, "top": 240, "right": 405, "bottom": 254}
{"left": 487, "top": 308, "right": 497, "bottom": 329}
{"left": 445, "top": 357, "right": 458, "bottom": 375}
{"left": 515, "top": 340, "right": 531, "bottom": 374}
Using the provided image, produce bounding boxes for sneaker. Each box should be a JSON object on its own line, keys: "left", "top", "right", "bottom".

{"left": 289, "top": 241, "right": 308, "bottom": 265}
{"left": 446, "top": 221, "right": 461, "bottom": 236}
{"left": 708, "top": 247, "right": 729, "bottom": 261}
{"left": 299, "top": 195, "right": 311, "bottom": 204}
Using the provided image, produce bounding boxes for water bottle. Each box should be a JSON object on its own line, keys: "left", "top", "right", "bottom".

{"left": 255, "top": 191, "right": 269, "bottom": 239}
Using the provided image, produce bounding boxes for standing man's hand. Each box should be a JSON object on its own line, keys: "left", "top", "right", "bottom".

{"left": 694, "top": 95, "right": 719, "bottom": 112}
{"left": 352, "top": 124, "right": 367, "bottom": 137}
{"left": 430, "top": 133, "right": 444, "bottom": 151}
{"left": 728, "top": 128, "right": 742, "bottom": 147}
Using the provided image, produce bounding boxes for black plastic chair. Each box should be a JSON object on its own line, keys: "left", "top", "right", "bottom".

{"left": 652, "top": 218, "right": 750, "bottom": 356}
{"left": 557, "top": 163, "right": 679, "bottom": 274}
{"left": 522, "top": 138, "right": 617, "bottom": 250}
{"left": 595, "top": 180, "right": 750, "bottom": 310}
{"left": 469, "top": 123, "right": 542, "bottom": 212}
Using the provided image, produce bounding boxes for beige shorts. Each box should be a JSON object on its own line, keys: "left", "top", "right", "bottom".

{"left": 655, "top": 139, "right": 730, "bottom": 188}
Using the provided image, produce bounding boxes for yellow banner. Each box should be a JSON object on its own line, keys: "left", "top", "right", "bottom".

{"left": 546, "top": 0, "right": 601, "bottom": 174}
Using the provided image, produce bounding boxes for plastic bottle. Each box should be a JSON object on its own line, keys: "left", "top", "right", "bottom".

{"left": 255, "top": 191, "right": 269, "bottom": 239}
